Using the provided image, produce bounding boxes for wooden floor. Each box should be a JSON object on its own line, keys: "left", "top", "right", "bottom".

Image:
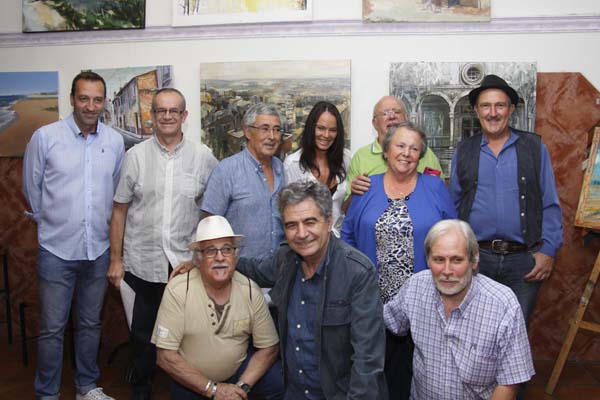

{"left": 0, "top": 329, "right": 599, "bottom": 399}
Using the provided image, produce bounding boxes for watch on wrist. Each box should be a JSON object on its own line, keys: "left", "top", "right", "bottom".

{"left": 236, "top": 381, "right": 252, "bottom": 394}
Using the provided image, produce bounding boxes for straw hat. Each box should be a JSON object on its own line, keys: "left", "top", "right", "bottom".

{"left": 188, "top": 215, "right": 244, "bottom": 250}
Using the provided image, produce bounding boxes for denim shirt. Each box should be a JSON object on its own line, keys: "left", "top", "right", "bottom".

{"left": 236, "top": 237, "right": 388, "bottom": 400}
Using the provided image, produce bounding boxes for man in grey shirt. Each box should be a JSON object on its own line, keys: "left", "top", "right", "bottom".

{"left": 108, "top": 88, "right": 218, "bottom": 399}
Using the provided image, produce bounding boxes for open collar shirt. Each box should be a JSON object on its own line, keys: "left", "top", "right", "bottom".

{"left": 384, "top": 270, "right": 534, "bottom": 400}
{"left": 114, "top": 136, "right": 217, "bottom": 283}
{"left": 22, "top": 114, "right": 124, "bottom": 260}
{"left": 201, "top": 148, "right": 285, "bottom": 260}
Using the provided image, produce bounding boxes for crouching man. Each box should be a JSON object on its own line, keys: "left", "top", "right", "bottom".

{"left": 384, "top": 219, "right": 535, "bottom": 400}
{"left": 151, "top": 216, "right": 284, "bottom": 399}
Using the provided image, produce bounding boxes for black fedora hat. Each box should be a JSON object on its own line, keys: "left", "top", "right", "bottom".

{"left": 468, "top": 74, "right": 519, "bottom": 107}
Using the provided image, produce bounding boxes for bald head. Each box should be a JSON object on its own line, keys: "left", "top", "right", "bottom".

{"left": 372, "top": 96, "right": 407, "bottom": 141}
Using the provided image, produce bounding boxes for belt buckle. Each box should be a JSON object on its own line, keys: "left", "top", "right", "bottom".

{"left": 491, "top": 239, "right": 507, "bottom": 254}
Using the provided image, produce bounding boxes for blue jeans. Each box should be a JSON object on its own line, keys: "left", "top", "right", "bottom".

{"left": 478, "top": 249, "right": 541, "bottom": 325}
{"left": 34, "top": 247, "right": 110, "bottom": 399}
{"left": 170, "top": 346, "right": 284, "bottom": 400}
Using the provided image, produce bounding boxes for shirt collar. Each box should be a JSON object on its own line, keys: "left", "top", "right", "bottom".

{"left": 153, "top": 134, "right": 186, "bottom": 155}
{"left": 480, "top": 128, "right": 519, "bottom": 149}
{"left": 243, "top": 147, "right": 282, "bottom": 174}
{"left": 66, "top": 114, "right": 98, "bottom": 138}
{"left": 294, "top": 235, "right": 334, "bottom": 280}
{"left": 434, "top": 272, "right": 479, "bottom": 319}
{"left": 370, "top": 139, "right": 383, "bottom": 154}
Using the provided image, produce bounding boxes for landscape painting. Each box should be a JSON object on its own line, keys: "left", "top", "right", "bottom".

{"left": 390, "top": 62, "right": 537, "bottom": 175}
{"left": 91, "top": 66, "right": 173, "bottom": 149}
{"left": 173, "top": 0, "right": 312, "bottom": 26}
{"left": 363, "top": 0, "right": 490, "bottom": 22}
{"left": 576, "top": 128, "right": 600, "bottom": 229}
{"left": 200, "top": 60, "right": 350, "bottom": 160}
{"left": 0, "top": 72, "right": 58, "bottom": 157}
{"left": 22, "top": 0, "right": 145, "bottom": 32}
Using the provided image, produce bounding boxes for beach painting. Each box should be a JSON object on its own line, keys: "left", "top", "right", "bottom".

{"left": 363, "top": 0, "right": 490, "bottom": 22}
{"left": 173, "top": 0, "right": 312, "bottom": 26}
{"left": 0, "top": 71, "right": 59, "bottom": 157}
{"left": 575, "top": 128, "right": 600, "bottom": 229}
{"left": 22, "top": 0, "right": 145, "bottom": 33}
{"left": 200, "top": 59, "right": 350, "bottom": 160}
{"left": 91, "top": 66, "right": 173, "bottom": 149}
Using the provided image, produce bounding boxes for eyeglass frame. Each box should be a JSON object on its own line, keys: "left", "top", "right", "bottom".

{"left": 373, "top": 108, "right": 405, "bottom": 118}
{"left": 197, "top": 245, "right": 239, "bottom": 258}
{"left": 248, "top": 125, "right": 284, "bottom": 135}
{"left": 153, "top": 108, "right": 185, "bottom": 118}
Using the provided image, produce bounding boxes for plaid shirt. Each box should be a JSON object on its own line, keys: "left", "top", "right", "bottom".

{"left": 384, "top": 271, "right": 535, "bottom": 399}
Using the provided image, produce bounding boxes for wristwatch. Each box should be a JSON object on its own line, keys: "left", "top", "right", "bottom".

{"left": 236, "top": 381, "right": 252, "bottom": 394}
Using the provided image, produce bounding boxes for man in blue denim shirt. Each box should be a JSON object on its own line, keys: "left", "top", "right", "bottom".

{"left": 236, "top": 181, "right": 388, "bottom": 399}
{"left": 22, "top": 71, "right": 124, "bottom": 400}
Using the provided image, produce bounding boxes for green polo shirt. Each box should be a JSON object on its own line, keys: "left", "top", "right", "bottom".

{"left": 345, "top": 140, "right": 445, "bottom": 199}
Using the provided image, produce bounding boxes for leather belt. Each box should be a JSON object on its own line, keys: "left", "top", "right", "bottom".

{"left": 478, "top": 240, "right": 541, "bottom": 254}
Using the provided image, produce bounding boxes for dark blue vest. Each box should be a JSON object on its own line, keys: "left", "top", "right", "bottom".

{"left": 455, "top": 129, "right": 543, "bottom": 246}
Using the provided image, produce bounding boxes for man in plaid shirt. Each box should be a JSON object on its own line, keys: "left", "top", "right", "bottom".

{"left": 384, "top": 219, "right": 534, "bottom": 400}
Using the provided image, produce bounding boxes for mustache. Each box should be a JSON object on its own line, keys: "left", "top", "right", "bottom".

{"left": 485, "top": 115, "right": 503, "bottom": 122}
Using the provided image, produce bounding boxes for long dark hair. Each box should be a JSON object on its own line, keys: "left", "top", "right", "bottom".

{"left": 299, "top": 101, "right": 347, "bottom": 186}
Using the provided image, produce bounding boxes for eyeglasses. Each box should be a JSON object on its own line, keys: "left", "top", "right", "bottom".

{"left": 199, "top": 245, "right": 238, "bottom": 258}
{"left": 248, "top": 125, "right": 283, "bottom": 135}
{"left": 374, "top": 108, "right": 404, "bottom": 118}
{"left": 154, "top": 108, "right": 184, "bottom": 117}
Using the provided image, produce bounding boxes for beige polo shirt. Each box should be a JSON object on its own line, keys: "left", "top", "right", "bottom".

{"left": 151, "top": 269, "right": 278, "bottom": 381}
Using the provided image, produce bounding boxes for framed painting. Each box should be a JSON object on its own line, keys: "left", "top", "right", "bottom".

{"left": 91, "top": 66, "right": 173, "bottom": 149}
{"left": 173, "top": 0, "right": 313, "bottom": 26}
{"left": 575, "top": 127, "right": 600, "bottom": 229}
{"left": 0, "top": 71, "right": 59, "bottom": 157}
{"left": 200, "top": 59, "right": 350, "bottom": 160}
{"left": 390, "top": 61, "right": 537, "bottom": 176}
{"left": 363, "top": 0, "right": 490, "bottom": 22}
{"left": 22, "top": 0, "right": 146, "bottom": 32}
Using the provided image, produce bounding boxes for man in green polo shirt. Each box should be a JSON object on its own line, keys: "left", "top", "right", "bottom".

{"left": 345, "top": 96, "right": 444, "bottom": 201}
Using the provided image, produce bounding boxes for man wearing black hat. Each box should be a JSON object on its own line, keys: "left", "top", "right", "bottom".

{"left": 449, "top": 74, "right": 563, "bottom": 325}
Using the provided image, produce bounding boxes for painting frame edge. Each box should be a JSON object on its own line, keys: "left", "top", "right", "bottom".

{"left": 172, "top": 0, "right": 313, "bottom": 27}
{"left": 575, "top": 127, "right": 600, "bottom": 229}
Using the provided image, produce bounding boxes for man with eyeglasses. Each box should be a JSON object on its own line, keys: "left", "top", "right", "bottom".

{"left": 108, "top": 88, "right": 218, "bottom": 399}
{"left": 344, "top": 95, "right": 444, "bottom": 203}
{"left": 152, "top": 215, "right": 283, "bottom": 400}
{"left": 201, "top": 102, "right": 286, "bottom": 262}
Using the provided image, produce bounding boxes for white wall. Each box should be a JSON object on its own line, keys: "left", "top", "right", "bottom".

{"left": 1, "top": 1, "right": 599, "bottom": 150}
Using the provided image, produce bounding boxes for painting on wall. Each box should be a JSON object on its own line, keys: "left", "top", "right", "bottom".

{"left": 389, "top": 62, "right": 537, "bottom": 175}
{"left": 200, "top": 59, "right": 351, "bottom": 160}
{"left": 0, "top": 71, "right": 58, "bottom": 157}
{"left": 22, "top": 0, "right": 145, "bottom": 32}
{"left": 575, "top": 128, "right": 600, "bottom": 229}
{"left": 173, "top": 0, "right": 312, "bottom": 26}
{"left": 91, "top": 66, "right": 173, "bottom": 149}
{"left": 363, "top": 0, "right": 490, "bottom": 22}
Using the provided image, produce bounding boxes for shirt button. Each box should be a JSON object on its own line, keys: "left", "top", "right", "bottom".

{"left": 521, "top": 212, "right": 525, "bottom": 217}
{"left": 301, "top": 300, "right": 305, "bottom": 305}
{"left": 295, "top": 347, "right": 300, "bottom": 352}
{"left": 296, "top": 324, "right": 301, "bottom": 329}
{"left": 299, "top": 369, "right": 303, "bottom": 374}
{"left": 521, "top": 195, "right": 525, "bottom": 199}
{"left": 301, "top": 278, "right": 305, "bottom": 282}
{"left": 305, "top": 390, "right": 309, "bottom": 395}
{"left": 521, "top": 176, "right": 526, "bottom": 181}
{"left": 212, "top": 322, "right": 216, "bottom": 326}
{"left": 211, "top": 313, "right": 214, "bottom": 317}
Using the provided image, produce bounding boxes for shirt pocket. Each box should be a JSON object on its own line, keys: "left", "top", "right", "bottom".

{"left": 454, "top": 341, "right": 498, "bottom": 386}
{"left": 322, "top": 300, "right": 351, "bottom": 326}
{"left": 182, "top": 173, "right": 201, "bottom": 199}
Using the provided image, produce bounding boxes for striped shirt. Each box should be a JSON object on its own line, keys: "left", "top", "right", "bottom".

{"left": 114, "top": 136, "right": 217, "bottom": 283}
{"left": 22, "top": 114, "right": 124, "bottom": 260}
{"left": 384, "top": 270, "right": 535, "bottom": 399}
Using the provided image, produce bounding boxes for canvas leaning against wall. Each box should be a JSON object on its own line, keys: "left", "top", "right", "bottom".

{"left": 173, "top": 0, "right": 312, "bottom": 26}
{"left": 389, "top": 62, "right": 537, "bottom": 176}
{"left": 200, "top": 60, "right": 351, "bottom": 161}
{"left": 0, "top": 71, "right": 58, "bottom": 157}
{"left": 22, "top": 0, "right": 145, "bottom": 32}
{"left": 91, "top": 66, "right": 173, "bottom": 149}
{"left": 363, "top": 0, "right": 490, "bottom": 22}
{"left": 575, "top": 127, "right": 600, "bottom": 230}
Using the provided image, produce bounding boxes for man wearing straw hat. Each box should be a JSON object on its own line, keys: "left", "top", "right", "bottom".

{"left": 152, "top": 215, "right": 283, "bottom": 400}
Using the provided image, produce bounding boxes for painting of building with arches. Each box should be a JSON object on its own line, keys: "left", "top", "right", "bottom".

{"left": 389, "top": 62, "right": 537, "bottom": 176}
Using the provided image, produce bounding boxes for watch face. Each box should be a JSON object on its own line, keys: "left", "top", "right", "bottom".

{"left": 240, "top": 383, "right": 251, "bottom": 393}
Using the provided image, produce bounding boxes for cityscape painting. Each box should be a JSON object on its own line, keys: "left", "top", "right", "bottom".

{"left": 389, "top": 61, "right": 537, "bottom": 175}
{"left": 22, "top": 0, "right": 145, "bottom": 32}
{"left": 173, "top": 0, "right": 312, "bottom": 26}
{"left": 0, "top": 71, "right": 58, "bottom": 157}
{"left": 91, "top": 66, "right": 173, "bottom": 149}
{"left": 363, "top": 0, "right": 490, "bottom": 22}
{"left": 200, "top": 59, "right": 351, "bottom": 160}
